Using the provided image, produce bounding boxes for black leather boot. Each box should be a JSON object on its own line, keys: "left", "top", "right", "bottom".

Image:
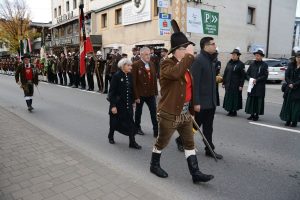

{"left": 175, "top": 136, "right": 184, "bottom": 152}
{"left": 187, "top": 155, "right": 214, "bottom": 183}
{"left": 108, "top": 130, "right": 115, "bottom": 144}
{"left": 129, "top": 135, "right": 141, "bottom": 149}
{"left": 150, "top": 152, "right": 168, "bottom": 178}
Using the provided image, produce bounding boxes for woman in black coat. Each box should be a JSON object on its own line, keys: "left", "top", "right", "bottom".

{"left": 107, "top": 58, "right": 141, "bottom": 149}
{"left": 245, "top": 49, "right": 269, "bottom": 121}
{"left": 280, "top": 52, "right": 300, "bottom": 127}
{"left": 222, "top": 48, "right": 245, "bottom": 116}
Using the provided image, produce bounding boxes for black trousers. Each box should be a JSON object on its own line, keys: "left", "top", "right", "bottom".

{"left": 86, "top": 72, "right": 94, "bottom": 90}
{"left": 104, "top": 74, "right": 111, "bottom": 92}
{"left": 58, "top": 72, "right": 63, "bottom": 85}
{"left": 73, "top": 72, "right": 79, "bottom": 87}
{"left": 96, "top": 72, "right": 104, "bottom": 92}
{"left": 67, "top": 72, "right": 73, "bottom": 86}
{"left": 134, "top": 96, "right": 158, "bottom": 132}
{"left": 195, "top": 108, "right": 216, "bottom": 152}
{"left": 80, "top": 74, "right": 86, "bottom": 89}
{"left": 62, "top": 71, "right": 67, "bottom": 86}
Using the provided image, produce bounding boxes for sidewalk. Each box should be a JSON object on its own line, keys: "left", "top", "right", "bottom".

{"left": 0, "top": 106, "right": 167, "bottom": 200}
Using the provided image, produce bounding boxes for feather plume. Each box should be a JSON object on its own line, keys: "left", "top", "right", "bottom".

{"left": 171, "top": 19, "right": 180, "bottom": 33}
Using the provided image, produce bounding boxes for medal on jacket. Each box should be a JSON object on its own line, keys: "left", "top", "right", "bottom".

{"left": 121, "top": 78, "right": 123, "bottom": 82}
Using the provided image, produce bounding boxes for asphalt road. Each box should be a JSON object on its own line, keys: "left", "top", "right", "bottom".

{"left": 0, "top": 74, "right": 299, "bottom": 200}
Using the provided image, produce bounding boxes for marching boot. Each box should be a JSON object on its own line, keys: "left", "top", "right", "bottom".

{"left": 26, "top": 100, "right": 30, "bottom": 110}
{"left": 150, "top": 152, "right": 168, "bottom": 178}
{"left": 28, "top": 99, "right": 34, "bottom": 111}
{"left": 291, "top": 122, "right": 297, "bottom": 127}
{"left": 187, "top": 155, "right": 214, "bottom": 183}
{"left": 175, "top": 136, "right": 184, "bottom": 152}
{"left": 129, "top": 135, "right": 141, "bottom": 149}
{"left": 253, "top": 114, "right": 259, "bottom": 121}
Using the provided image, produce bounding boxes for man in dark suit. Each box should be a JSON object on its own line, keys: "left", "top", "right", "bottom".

{"left": 177, "top": 37, "right": 223, "bottom": 159}
{"left": 132, "top": 46, "right": 158, "bottom": 137}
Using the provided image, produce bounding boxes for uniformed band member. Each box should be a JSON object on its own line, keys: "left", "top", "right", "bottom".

{"left": 15, "top": 53, "right": 39, "bottom": 111}
{"left": 132, "top": 47, "right": 158, "bottom": 137}
{"left": 57, "top": 52, "right": 67, "bottom": 86}
{"left": 95, "top": 51, "right": 106, "bottom": 93}
{"left": 245, "top": 48, "right": 269, "bottom": 121}
{"left": 107, "top": 58, "right": 141, "bottom": 149}
{"left": 71, "top": 52, "right": 80, "bottom": 88}
{"left": 150, "top": 20, "right": 214, "bottom": 183}
{"left": 67, "top": 52, "right": 74, "bottom": 86}
{"left": 131, "top": 47, "right": 140, "bottom": 63}
{"left": 222, "top": 47, "right": 245, "bottom": 116}
{"left": 280, "top": 51, "right": 300, "bottom": 127}
{"left": 86, "top": 53, "right": 95, "bottom": 91}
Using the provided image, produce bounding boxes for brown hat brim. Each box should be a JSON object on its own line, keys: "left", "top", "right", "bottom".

{"left": 168, "top": 41, "right": 195, "bottom": 55}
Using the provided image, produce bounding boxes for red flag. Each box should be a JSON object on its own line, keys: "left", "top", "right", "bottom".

{"left": 85, "top": 37, "right": 94, "bottom": 53}
{"left": 79, "top": 4, "right": 86, "bottom": 77}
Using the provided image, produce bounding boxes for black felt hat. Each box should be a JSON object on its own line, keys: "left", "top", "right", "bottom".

{"left": 253, "top": 48, "right": 265, "bottom": 57}
{"left": 168, "top": 20, "right": 195, "bottom": 55}
{"left": 230, "top": 47, "right": 241, "bottom": 56}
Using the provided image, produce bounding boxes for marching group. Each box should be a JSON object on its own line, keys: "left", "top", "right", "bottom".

{"left": 6, "top": 19, "right": 300, "bottom": 184}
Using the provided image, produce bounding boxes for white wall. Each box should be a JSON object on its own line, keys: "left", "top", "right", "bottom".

{"left": 268, "top": 0, "right": 297, "bottom": 58}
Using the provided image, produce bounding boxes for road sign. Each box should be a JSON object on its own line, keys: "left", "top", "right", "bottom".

{"left": 159, "top": 13, "right": 171, "bottom": 36}
{"left": 201, "top": 10, "right": 219, "bottom": 35}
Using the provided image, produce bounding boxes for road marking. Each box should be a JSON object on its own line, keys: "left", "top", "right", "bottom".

{"left": 249, "top": 122, "right": 300, "bottom": 134}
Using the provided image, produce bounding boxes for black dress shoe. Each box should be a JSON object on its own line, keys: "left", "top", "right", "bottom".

{"left": 129, "top": 142, "right": 142, "bottom": 149}
{"left": 137, "top": 129, "right": 145, "bottom": 135}
{"left": 231, "top": 111, "right": 237, "bottom": 117}
{"left": 253, "top": 115, "right": 259, "bottom": 121}
{"left": 227, "top": 112, "right": 232, "bottom": 116}
{"left": 285, "top": 121, "right": 291, "bottom": 126}
{"left": 205, "top": 151, "right": 223, "bottom": 159}
{"left": 291, "top": 122, "right": 297, "bottom": 127}
{"left": 108, "top": 138, "right": 115, "bottom": 144}
{"left": 247, "top": 115, "right": 254, "bottom": 120}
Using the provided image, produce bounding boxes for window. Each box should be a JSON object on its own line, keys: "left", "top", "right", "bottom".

{"left": 58, "top": 6, "right": 61, "bottom": 16}
{"left": 73, "top": 0, "right": 77, "bottom": 9}
{"left": 54, "top": 8, "right": 57, "bottom": 18}
{"left": 66, "top": 1, "right": 69, "bottom": 12}
{"left": 247, "top": 7, "right": 255, "bottom": 25}
{"left": 154, "top": 0, "right": 159, "bottom": 16}
{"left": 115, "top": 9, "right": 122, "bottom": 25}
{"left": 101, "top": 13, "right": 107, "bottom": 28}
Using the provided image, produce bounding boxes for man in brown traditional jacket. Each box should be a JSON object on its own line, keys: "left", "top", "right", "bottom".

{"left": 15, "top": 54, "right": 39, "bottom": 112}
{"left": 149, "top": 20, "right": 214, "bottom": 184}
{"left": 132, "top": 46, "right": 158, "bottom": 137}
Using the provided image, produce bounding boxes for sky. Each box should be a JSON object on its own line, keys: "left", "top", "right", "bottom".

{"left": 26, "top": 0, "right": 52, "bottom": 23}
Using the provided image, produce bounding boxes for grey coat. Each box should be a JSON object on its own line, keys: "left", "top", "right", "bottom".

{"left": 191, "top": 50, "right": 217, "bottom": 109}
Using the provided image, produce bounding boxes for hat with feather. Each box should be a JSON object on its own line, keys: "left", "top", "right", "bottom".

{"left": 168, "top": 20, "right": 195, "bottom": 55}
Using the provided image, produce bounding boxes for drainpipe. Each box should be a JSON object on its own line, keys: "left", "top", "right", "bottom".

{"left": 266, "top": 0, "right": 272, "bottom": 57}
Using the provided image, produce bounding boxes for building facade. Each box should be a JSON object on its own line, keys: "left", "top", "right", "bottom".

{"left": 51, "top": 0, "right": 297, "bottom": 62}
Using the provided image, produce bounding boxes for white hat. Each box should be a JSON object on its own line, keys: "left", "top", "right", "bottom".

{"left": 96, "top": 50, "right": 102, "bottom": 55}
{"left": 112, "top": 46, "right": 119, "bottom": 50}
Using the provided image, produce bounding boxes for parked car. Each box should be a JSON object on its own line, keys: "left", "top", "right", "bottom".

{"left": 244, "top": 58, "right": 286, "bottom": 83}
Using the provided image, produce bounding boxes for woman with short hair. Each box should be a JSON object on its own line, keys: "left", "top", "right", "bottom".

{"left": 107, "top": 58, "right": 141, "bottom": 149}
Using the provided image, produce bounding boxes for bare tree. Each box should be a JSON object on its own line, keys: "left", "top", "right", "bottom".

{"left": 0, "top": 0, "right": 38, "bottom": 53}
